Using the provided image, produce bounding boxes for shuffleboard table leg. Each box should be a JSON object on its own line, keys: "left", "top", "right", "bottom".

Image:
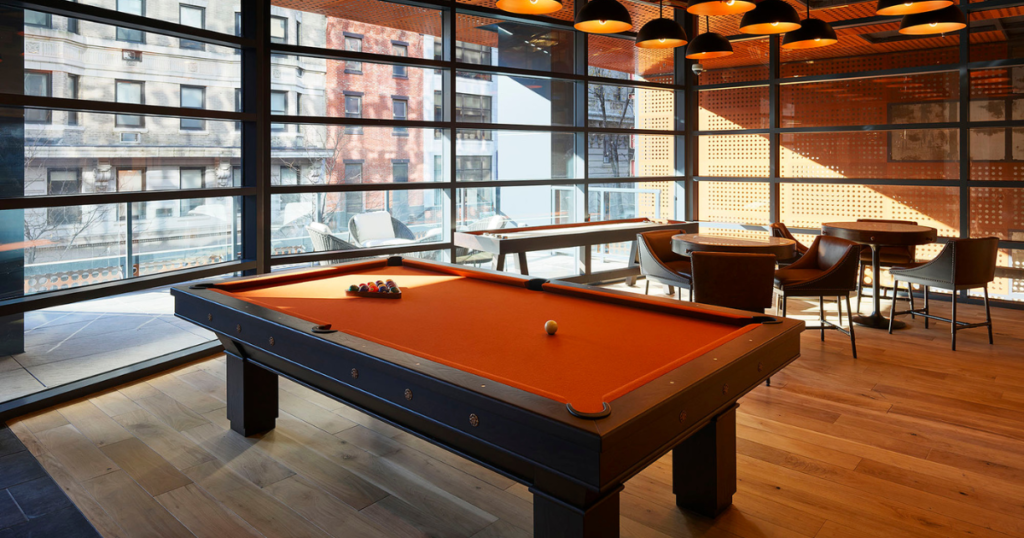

{"left": 226, "top": 351, "right": 279, "bottom": 436}
{"left": 673, "top": 404, "right": 737, "bottom": 518}
{"left": 531, "top": 486, "right": 621, "bottom": 538}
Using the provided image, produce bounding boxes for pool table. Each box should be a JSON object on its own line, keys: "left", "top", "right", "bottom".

{"left": 172, "top": 257, "right": 803, "bottom": 538}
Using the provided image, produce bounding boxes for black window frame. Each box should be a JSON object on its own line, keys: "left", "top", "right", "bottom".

{"left": 66, "top": 74, "right": 79, "bottom": 126}
{"left": 179, "top": 167, "right": 206, "bottom": 214}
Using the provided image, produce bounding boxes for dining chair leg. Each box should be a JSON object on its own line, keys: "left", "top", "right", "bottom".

{"left": 984, "top": 287, "right": 994, "bottom": 345}
{"left": 782, "top": 296, "right": 787, "bottom": 318}
{"left": 951, "top": 291, "right": 958, "bottom": 351}
{"left": 889, "top": 280, "right": 898, "bottom": 335}
{"left": 845, "top": 295, "right": 857, "bottom": 359}
{"left": 856, "top": 261, "right": 865, "bottom": 312}
{"left": 645, "top": 281, "right": 650, "bottom": 295}
{"left": 908, "top": 281, "right": 916, "bottom": 319}
{"left": 924, "top": 286, "right": 930, "bottom": 329}
{"left": 688, "top": 286, "right": 693, "bottom": 302}
{"left": 819, "top": 297, "right": 825, "bottom": 341}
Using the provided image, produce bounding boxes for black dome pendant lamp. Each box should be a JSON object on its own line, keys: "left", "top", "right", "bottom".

{"left": 575, "top": 0, "right": 633, "bottom": 34}
{"left": 740, "top": 0, "right": 802, "bottom": 34}
{"left": 898, "top": 5, "right": 966, "bottom": 35}
{"left": 636, "top": 0, "right": 688, "bottom": 49}
{"left": 685, "top": 16, "right": 734, "bottom": 60}
{"left": 781, "top": 2, "right": 837, "bottom": 49}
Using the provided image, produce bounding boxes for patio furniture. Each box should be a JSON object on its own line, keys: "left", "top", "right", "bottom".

{"left": 889, "top": 237, "right": 999, "bottom": 350}
{"left": 774, "top": 235, "right": 861, "bottom": 358}
{"left": 306, "top": 223, "right": 357, "bottom": 265}
{"left": 456, "top": 214, "right": 512, "bottom": 265}
{"left": 637, "top": 229, "right": 693, "bottom": 301}
{"left": 348, "top": 211, "right": 418, "bottom": 248}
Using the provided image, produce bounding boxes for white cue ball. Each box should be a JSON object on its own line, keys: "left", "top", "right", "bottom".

{"left": 544, "top": 320, "right": 558, "bottom": 335}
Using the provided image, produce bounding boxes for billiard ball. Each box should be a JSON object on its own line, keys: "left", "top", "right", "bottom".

{"left": 390, "top": 287, "right": 401, "bottom": 293}
{"left": 347, "top": 285, "right": 358, "bottom": 292}
{"left": 544, "top": 320, "right": 558, "bottom": 335}
{"left": 358, "top": 285, "right": 369, "bottom": 292}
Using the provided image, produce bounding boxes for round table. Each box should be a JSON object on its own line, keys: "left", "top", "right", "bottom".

{"left": 671, "top": 234, "right": 797, "bottom": 259}
{"left": 821, "top": 221, "right": 937, "bottom": 330}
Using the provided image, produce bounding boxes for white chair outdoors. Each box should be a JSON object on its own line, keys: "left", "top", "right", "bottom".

{"left": 306, "top": 223, "right": 357, "bottom": 265}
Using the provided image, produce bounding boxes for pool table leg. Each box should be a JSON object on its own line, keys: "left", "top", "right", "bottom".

{"left": 673, "top": 404, "right": 737, "bottom": 518}
{"left": 225, "top": 351, "right": 279, "bottom": 436}
{"left": 531, "top": 485, "right": 621, "bottom": 538}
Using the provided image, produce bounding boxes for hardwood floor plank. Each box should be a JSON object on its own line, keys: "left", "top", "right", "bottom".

{"left": 33, "top": 451, "right": 128, "bottom": 538}
{"left": 155, "top": 483, "right": 264, "bottom": 538}
{"left": 147, "top": 374, "right": 226, "bottom": 414}
{"left": 175, "top": 369, "right": 228, "bottom": 402}
{"left": 57, "top": 400, "right": 134, "bottom": 447}
{"left": 183, "top": 460, "right": 332, "bottom": 538}
{"left": 264, "top": 475, "right": 395, "bottom": 538}
{"left": 35, "top": 424, "right": 118, "bottom": 482}
{"left": 89, "top": 390, "right": 143, "bottom": 418}
{"left": 111, "top": 408, "right": 216, "bottom": 470}
{"left": 81, "top": 470, "right": 194, "bottom": 538}
{"left": 182, "top": 422, "right": 295, "bottom": 489}
{"left": 20, "top": 409, "right": 70, "bottom": 434}
{"left": 99, "top": 438, "right": 192, "bottom": 496}
{"left": 131, "top": 389, "right": 211, "bottom": 432}
{"left": 279, "top": 389, "right": 358, "bottom": 435}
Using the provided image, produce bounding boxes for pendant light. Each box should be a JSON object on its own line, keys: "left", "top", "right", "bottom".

{"left": 781, "top": 2, "right": 837, "bottom": 49}
{"left": 686, "top": 0, "right": 755, "bottom": 16}
{"left": 574, "top": 0, "right": 633, "bottom": 34}
{"left": 685, "top": 16, "right": 733, "bottom": 60}
{"left": 898, "top": 5, "right": 965, "bottom": 35}
{"left": 876, "top": 0, "right": 952, "bottom": 17}
{"left": 496, "top": 0, "right": 563, "bottom": 15}
{"left": 636, "top": 0, "right": 688, "bottom": 49}
{"left": 740, "top": 0, "right": 801, "bottom": 34}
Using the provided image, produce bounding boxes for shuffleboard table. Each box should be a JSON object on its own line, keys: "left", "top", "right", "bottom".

{"left": 172, "top": 257, "right": 803, "bottom": 538}
{"left": 454, "top": 218, "right": 698, "bottom": 284}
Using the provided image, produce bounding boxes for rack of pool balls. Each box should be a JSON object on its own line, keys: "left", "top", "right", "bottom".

{"left": 345, "top": 279, "right": 402, "bottom": 299}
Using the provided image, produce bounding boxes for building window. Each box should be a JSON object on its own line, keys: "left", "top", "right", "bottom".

{"left": 270, "top": 16, "right": 287, "bottom": 44}
{"left": 180, "top": 168, "right": 205, "bottom": 214}
{"left": 280, "top": 167, "right": 298, "bottom": 185}
{"left": 67, "top": 74, "right": 79, "bottom": 126}
{"left": 67, "top": 1, "right": 79, "bottom": 34}
{"left": 25, "top": 10, "right": 51, "bottom": 28}
{"left": 296, "top": 20, "right": 302, "bottom": 46}
{"left": 24, "top": 71, "right": 51, "bottom": 124}
{"left": 180, "top": 85, "right": 205, "bottom": 131}
{"left": 393, "top": 162, "right": 409, "bottom": 183}
{"left": 456, "top": 93, "right": 492, "bottom": 140}
{"left": 393, "top": 98, "right": 408, "bottom": 136}
{"left": 271, "top": 90, "right": 287, "bottom": 131}
{"left": 344, "top": 163, "right": 362, "bottom": 184}
{"left": 117, "top": 169, "right": 144, "bottom": 221}
{"left": 457, "top": 156, "right": 492, "bottom": 182}
{"left": 116, "top": 0, "right": 145, "bottom": 43}
{"left": 115, "top": 80, "right": 144, "bottom": 128}
{"left": 234, "top": 12, "right": 241, "bottom": 36}
{"left": 393, "top": 43, "right": 408, "bottom": 78}
{"left": 47, "top": 170, "right": 82, "bottom": 225}
{"left": 434, "top": 155, "right": 443, "bottom": 182}
{"left": 179, "top": 5, "right": 205, "bottom": 50}
{"left": 344, "top": 94, "right": 362, "bottom": 134}
{"left": 434, "top": 41, "right": 492, "bottom": 80}
{"left": 345, "top": 35, "right": 362, "bottom": 74}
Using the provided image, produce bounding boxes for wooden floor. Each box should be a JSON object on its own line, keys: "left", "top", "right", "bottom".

{"left": 6, "top": 296, "right": 1024, "bottom": 538}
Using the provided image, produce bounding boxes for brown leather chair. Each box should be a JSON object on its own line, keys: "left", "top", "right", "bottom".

{"left": 774, "top": 235, "right": 861, "bottom": 358}
{"left": 637, "top": 230, "right": 693, "bottom": 301}
{"left": 855, "top": 218, "right": 917, "bottom": 314}
{"left": 889, "top": 237, "right": 999, "bottom": 350}
{"left": 691, "top": 252, "right": 776, "bottom": 313}
{"left": 770, "top": 222, "right": 809, "bottom": 267}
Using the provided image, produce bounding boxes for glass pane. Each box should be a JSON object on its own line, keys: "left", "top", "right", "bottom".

{"left": 780, "top": 184, "right": 960, "bottom": 236}
{"left": 181, "top": 5, "right": 204, "bottom": 28}
{"left": 271, "top": 189, "right": 446, "bottom": 254}
{"left": 698, "top": 36, "right": 768, "bottom": 86}
{"left": 132, "top": 196, "right": 242, "bottom": 275}
{"left": 454, "top": 14, "right": 574, "bottom": 74}
{"left": 290, "top": 57, "right": 443, "bottom": 120}
{"left": 588, "top": 181, "right": 681, "bottom": 221}
{"left": 780, "top": 131, "right": 959, "bottom": 180}
{"left": 5, "top": 110, "right": 240, "bottom": 198}
{"left": 181, "top": 87, "right": 204, "bottom": 108}
{"left": 455, "top": 130, "right": 578, "bottom": 181}
{"left": 970, "top": 248, "right": 1022, "bottom": 303}
{"left": 588, "top": 134, "right": 676, "bottom": 179}
{"left": 588, "top": 84, "right": 674, "bottom": 130}
{"left": 970, "top": 187, "right": 1024, "bottom": 240}
{"left": 969, "top": 128, "right": 1024, "bottom": 180}
{"left": 780, "top": 72, "right": 960, "bottom": 128}
{"left": 698, "top": 134, "right": 771, "bottom": 177}
{"left": 697, "top": 181, "right": 770, "bottom": 225}
{"left": 457, "top": 185, "right": 576, "bottom": 229}
{"left": 969, "top": 68, "right": 1020, "bottom": 122}
{"left": 457, "top": 74, "right": 574, "bottom": 127}
{"left": 74, "top": 0, "right": 240, "bottom": 36}
{"left": 970, "top": 8, "right": 1024, "bottom": 62}
{"left": 781, "top": 22, "right": 959, "bottom": 79}
{"left": 270, "top": 125, "right": 448, "bottom": 184}
{"left": 699, "top": 86, "right": 769, "bottom": 131}
{"left": 272, "top": 0, "right": 442, "bottom": 55}
{"left": 588, "top": 34, "right": 673, "bottom": 84}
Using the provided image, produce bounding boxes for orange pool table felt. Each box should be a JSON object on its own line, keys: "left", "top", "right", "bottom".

{"left": 213, "top": 261, "right": 756, "bottom": 414}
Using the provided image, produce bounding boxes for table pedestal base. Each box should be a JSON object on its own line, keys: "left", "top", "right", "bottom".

{"left": 852, "top": 313, "right": 905, "bottom": 330}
